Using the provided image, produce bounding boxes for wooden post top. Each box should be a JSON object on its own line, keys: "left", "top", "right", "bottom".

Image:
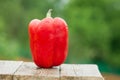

{"left": 0, "top": 60, "right": 104, "bottom": 80}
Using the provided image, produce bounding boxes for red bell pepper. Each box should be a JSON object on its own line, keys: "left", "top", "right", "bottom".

{"left": 28, "top": 9, "right": 68, "bottom": 68}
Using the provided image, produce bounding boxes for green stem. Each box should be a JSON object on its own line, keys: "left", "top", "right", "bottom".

{"left": 46, "top": 9, "right": 52, "bottom": 17}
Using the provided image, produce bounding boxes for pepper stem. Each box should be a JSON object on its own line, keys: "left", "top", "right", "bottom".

{"left": 46, "top": 9, "right": 52, "bottom": 17}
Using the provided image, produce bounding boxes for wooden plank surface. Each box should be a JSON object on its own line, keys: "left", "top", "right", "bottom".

{"left": 60, "top": 64, "right": 104, "bottom": 80}
{"left": 74, "top": 64, "right": 104, "bottom": 80}
{"left": 60, "top": 64, "right": 80, "bottom": 80}
{"left": 13, "top": 62, "right": 59, "bottom": 80}
{"left": 0, "top": 60, "right": 104, "bottom": 80}
{"left": 0, "top": 60, "right": 23, "bottom": 80}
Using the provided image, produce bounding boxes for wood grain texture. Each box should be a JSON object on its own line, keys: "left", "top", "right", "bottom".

{"left": 0, "top": 60, "right": 104, "bottom": 80}
{"left": 60, "top": 64, "right": 104, "bottom": 80}
{"left": 0, "top": 60, "right": 23, "bottom": 80}
{"left": 13, "top": 62, "right": 59, "bottom": 80}
{"left": 60, "top": 64, "right": 80, "bottom": 80}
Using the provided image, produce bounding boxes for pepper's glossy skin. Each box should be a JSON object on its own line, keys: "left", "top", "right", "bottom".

{"left": 28, "top": 17, "right": 68, "bottom": 68}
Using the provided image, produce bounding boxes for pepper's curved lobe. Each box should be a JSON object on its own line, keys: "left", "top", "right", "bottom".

{"left": 53, "top": 17, "right": 68, "bottom": 66}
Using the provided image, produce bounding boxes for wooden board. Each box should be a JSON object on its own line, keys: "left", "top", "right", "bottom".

{"left": 13, "top": 62, "right": 60, "bottom": 80}
{"left": 0, "top": 60, "right": 104, "bottom": 80}
{"left": 0, "top": 60, "right": 23, "bottom": 80}
{"left": 60, "top": 64, "right": 80, "bottom": 80}
{"left": 60, "top": 64, "right": 104, "bottom": 80}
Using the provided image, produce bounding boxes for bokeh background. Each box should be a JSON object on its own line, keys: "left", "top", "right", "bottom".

{"left": 0, "top": 0, "right": 120, "bottom": 79}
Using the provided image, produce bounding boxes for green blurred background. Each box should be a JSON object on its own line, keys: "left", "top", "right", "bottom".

{"left": 0, "top": 0, "right": 120, "bottom": 77}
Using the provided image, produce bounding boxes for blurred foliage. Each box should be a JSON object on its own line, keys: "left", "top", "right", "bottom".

{"left": 0, "top": 0, "right": 120, "bottom": 74}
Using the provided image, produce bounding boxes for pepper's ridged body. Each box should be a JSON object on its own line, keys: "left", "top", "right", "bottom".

{"left": 29, "top": 16, "right": 68, "bottom": 68}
